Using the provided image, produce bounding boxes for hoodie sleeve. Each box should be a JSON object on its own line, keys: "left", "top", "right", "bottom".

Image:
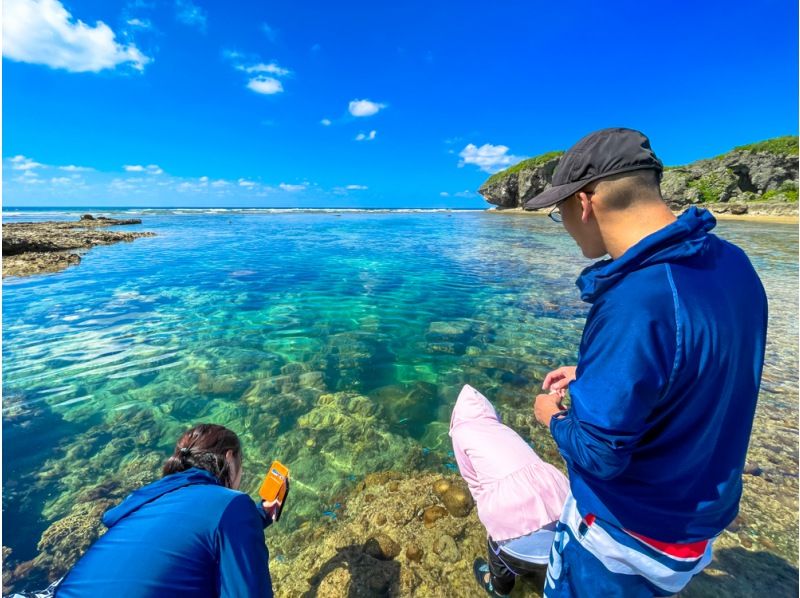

{"left": 216, "top": 493, "right": 274, "bottom": 598}
{"left": 551, "top": 284, "right": 678, "bottom": 481}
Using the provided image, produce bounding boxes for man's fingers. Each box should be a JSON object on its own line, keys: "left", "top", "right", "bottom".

{"left": 542, "top": 371, "right": 563, "bottom": 390}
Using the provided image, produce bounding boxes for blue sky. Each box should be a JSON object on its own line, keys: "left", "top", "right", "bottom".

{"left": 3, "top": 0, "right": 798, "bottom": 208}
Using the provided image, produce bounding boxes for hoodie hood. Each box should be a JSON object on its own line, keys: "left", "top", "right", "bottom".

{"left": 449, "top": 384, "right": 501, "bottom": 432}
{"left": 577, "top": 207, "right": 716, "bottom": 304}
{"left": 103, "top": 468, "right": 220, "bottom": 528}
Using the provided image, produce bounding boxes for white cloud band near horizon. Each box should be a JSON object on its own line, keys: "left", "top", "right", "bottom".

{"left": 124, "top": 164, "right": 164, "bottom": 175}
{"left": 458, "top": 143, "right": 526, "bottom": 173}
{"left": 279, "top": 183, "right": 307, "bottom": 192}
{"left": 3, "top": 0, "right": 150, "bottom": 73}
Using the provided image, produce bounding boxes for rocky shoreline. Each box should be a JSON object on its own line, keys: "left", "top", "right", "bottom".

{"left": 2, "top": 215, "right": 155, "bottom": 278}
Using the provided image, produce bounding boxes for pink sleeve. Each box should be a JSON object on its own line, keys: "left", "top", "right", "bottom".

{"left": 451, "top": 427, "right": 481, "bottom": 496}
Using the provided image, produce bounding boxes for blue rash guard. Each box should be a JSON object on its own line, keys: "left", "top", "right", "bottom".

{"left": 550, "top": 207, "right": 767, "bottom": 543}
{"left": 55, "top": 468, "right": 273, "bottom": 598}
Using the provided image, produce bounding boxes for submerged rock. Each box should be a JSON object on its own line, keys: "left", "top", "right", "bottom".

{"left": 432, "top": 479, "right": 451, "bottom": 499}
{"left": 432, "top": 534, "right": 459, "bottom": 563}
{"left": 422, "top": 505, "right": 448, "bottom": 527}
{"left": 441, "top": 481, "right": 474, "bottom": 518}
{"left": 363, "top": 534, "right": 401, "bottom": 560}
{"left": 405, "top": 544, "right": 424, "bottom": 563}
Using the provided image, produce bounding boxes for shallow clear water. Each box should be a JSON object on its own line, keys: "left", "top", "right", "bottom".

{"left": 2, "top": 209, "right": 797, "bottom": 589}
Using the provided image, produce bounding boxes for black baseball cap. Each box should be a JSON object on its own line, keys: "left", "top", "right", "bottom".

{"left": 524, "top": 128, "right": 663, "bottom": 210}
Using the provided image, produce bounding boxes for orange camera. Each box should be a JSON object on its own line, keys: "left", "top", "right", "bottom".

{"left": 259, "top": 460, "right": 289, "bottom": 507}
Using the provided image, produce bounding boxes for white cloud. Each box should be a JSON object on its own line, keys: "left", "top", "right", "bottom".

{"left": 348, "top": 99, "right": 386, "bottom": 117}
{"left": 10, "top": 155, "right": 43, "bottom": 170}
{"left": 279, "top": 183, "right": 306, "bottom": 192}
{"left": 59, "top": 164, "right": 94, "bottom": 172}
{"left": 458, "top": 143, "right": 526, "bottom": 173}
{"left": 355, "top": 130, "right": 377, "bottom": 142}
{"left": 238, "top": 178, "right": 256, "bottom": 188}
{"left": 439, "top": 191, "right": 450, "bottom": 197}
{"left": 237, "top": 62, "right": 290, "bottom": 76}
{"left": 14, "top": 174, "right": 45, "bottom": 184}
{"left": 224, "top": 51, "right": 290, "bottom": 96}
{"left": 320, "top": 118, "right": 332, "bottom": 126}
{"left": 124, "top": 164, "right": 163, "bottom": 174}
{"left": 50, "top": 176, "right": 72, "bottom": 184}
{"left": 346, "top": 184, "right": 367, "bottom": 190}
{"left": 454, "top": 190, "right": 474, "bottom": 197}
{"left": 175, "top": 0, "right": 206, "bottom": 31}
{"left": 246, "top": 76, "right": 283, "bottom": 95}
{"left": 126, "top": 18, "right": 152, "bottom": 29}
{"left": 211, "top": 179, "right": 229, "bottom": 188}
{"left": 3, "top": 0, "right": 150, "bottom": 72}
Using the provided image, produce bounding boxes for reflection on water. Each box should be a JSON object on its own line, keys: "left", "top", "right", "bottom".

{"left": 2, "top": 210, "right": 797, "bottom": 592}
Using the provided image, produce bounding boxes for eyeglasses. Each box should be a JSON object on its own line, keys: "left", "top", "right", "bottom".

{"left": 548, "top": 202, "right": 565, "bottom": 223}
{"left": 548, "top": 190, "right": 594, "bottom": 223}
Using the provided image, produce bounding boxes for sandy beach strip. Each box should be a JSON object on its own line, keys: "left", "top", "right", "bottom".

{"left": 485, "top": 207, "right": 799, "bottom": 225}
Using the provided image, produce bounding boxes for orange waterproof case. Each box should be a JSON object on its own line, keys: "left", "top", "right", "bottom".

{"left": 259, "top": 460, "right": 289, "bottom": 503}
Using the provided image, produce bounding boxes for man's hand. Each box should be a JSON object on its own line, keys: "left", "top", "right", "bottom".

{"left": 534, "top": 392, "right": 565, "bottom": 427}
{"left": 542, "top": 365, "right": 578, "bottom": 397}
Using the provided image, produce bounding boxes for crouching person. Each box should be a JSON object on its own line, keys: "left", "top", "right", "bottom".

{"left": 55, "top": 424, "right": 278, "bottom": 597}
{"left": 450, "top": 384, "right": 569, "bottom": 596}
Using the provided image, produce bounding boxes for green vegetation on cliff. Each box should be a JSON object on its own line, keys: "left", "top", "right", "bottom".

{"left": 732, "top": 136, "right": 798, "bottom": 156}
{"left": 762, "top": 181, "right": 799, "bottom": 202}
{"left": 483, "top": 150, "right": 564, "bottom": 187}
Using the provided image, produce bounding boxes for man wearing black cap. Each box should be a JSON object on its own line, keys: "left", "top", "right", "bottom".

{"left": 527, "top": 128, "right": 767, "bottom": 597}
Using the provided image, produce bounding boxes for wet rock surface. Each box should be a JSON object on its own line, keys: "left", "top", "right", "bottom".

{"left": 2, "top": 216, "right": 155, "bottom": 277}
{"left": 268, "top": 472, "right": 511, "bottom": 597}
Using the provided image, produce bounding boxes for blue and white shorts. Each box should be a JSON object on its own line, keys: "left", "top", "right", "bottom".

{"left": 544, "top": 493, "right": 714, "bottom": 597}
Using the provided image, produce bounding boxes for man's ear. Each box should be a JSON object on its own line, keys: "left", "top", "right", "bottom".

{"left": 578, "top": 191, "right": 594, "bottom": 223}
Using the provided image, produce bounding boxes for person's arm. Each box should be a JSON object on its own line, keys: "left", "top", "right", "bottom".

{"left": 216, "top": 494, "right": 274, "bottom": 598}
{"left": 548, "top": 297, "right": 677, "bottom": 481}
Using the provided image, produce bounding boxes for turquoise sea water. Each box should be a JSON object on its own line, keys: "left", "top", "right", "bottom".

{"left": 2, "top": 209, "right": 798, "bottom": 590}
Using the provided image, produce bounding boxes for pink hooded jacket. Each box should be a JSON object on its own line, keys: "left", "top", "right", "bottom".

{"left": 449, "top": 384, "right": 569, "bottom": 542}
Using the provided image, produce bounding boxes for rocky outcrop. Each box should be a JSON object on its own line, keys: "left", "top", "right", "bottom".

{"left": 478, "top": 151, "right": 563, "bottom": 208}
{"left": 479, "top": 136, "right": 798, "bottom": 214}
{"left": 2, "top": 216, "right": 155, "bottom": 277}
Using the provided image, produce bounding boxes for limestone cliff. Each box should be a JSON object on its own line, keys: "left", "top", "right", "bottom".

{"left": 479, "top": 136, "right": 798, "bottom": 215}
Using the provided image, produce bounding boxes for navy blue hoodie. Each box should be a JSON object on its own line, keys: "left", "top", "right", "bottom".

{"left": 550, "top": 207, "right": 767, "bottom": 542}
{"left": 55, "top": 468, "right": 273, "bottom": 597}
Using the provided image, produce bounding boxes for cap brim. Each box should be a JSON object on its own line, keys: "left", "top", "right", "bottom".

{"left": 523, "top": 179, "right": 590, "bottom": 210}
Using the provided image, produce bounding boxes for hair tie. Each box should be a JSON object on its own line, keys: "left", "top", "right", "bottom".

{"left": 180, "top": 447, "right": 191, "bottom": 456}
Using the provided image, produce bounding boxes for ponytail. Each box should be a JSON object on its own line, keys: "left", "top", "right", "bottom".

{"left": 163, "top": 424, "right": 241, "bottom": 488}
